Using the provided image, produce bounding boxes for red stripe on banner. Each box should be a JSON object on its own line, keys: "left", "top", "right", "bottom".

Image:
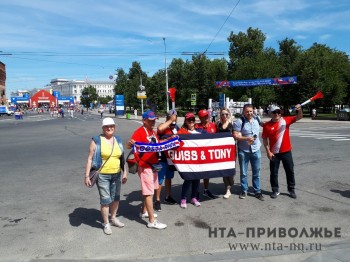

{"left": 167, "top": 144, "right": 236, "bottom": 165}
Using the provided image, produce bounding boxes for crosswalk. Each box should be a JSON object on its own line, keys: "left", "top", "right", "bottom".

{"left": 290, "top": 127, "right": 350, "bottom": 142}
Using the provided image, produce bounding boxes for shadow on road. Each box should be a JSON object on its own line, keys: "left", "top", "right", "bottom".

{"left": 330, "top": 189, "right": 350, "bottom": 199}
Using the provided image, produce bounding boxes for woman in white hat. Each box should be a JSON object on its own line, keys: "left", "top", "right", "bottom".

{"left": 84, "top": 117, "right": 128, "bottom": 235}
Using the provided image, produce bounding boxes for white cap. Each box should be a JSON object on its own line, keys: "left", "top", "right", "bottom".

{"left": 102, "top": 117, "right": 115, "bottom": 127}
{"left": 270, "top": 105, "right": 281, "bottom": 112}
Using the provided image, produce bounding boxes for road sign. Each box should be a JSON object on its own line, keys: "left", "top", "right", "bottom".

{"left": 137, "top": 91, "right": 147, "bottom": 99}
{"left": 191, "top": 94, "right": 196, "bottom": 101}
{"left": 191, "top": 101, "right": 196, "bottom": 106}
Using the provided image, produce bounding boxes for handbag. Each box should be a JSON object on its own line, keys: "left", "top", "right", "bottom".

{"left": 126, "top": 149, "right": 138, "bottom": 174}
{"left": 88, "top": 138, "right": 115, "bottom": 188}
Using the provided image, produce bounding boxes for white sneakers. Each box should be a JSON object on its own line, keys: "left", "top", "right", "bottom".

{"left": 223, "top": 189, "right": 231, "bottom": 199}
{"left": 103, "top": 223, "right": 112, "bottom": 235}
{"left": 147, "top": 220, "right": 167, "bottom": 229}
{"left": 103, "top": 218, "right": 125, "bottom": 235}
{"left": 139, "top": 211, "right": 158, "bottom": 218}
{"left": 110, "top": 218, "right": 125, "bottom": 228}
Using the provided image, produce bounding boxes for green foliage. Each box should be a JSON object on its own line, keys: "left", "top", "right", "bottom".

{"left": 110, "top": 27, "right": 350, "bottom": 111}
{"left": 80, "top": 85, "right": 98, "bottom": 108}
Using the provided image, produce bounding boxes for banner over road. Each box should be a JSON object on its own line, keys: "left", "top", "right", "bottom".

{"left": 215, "top": 76, "right": 297, "bottom": 88}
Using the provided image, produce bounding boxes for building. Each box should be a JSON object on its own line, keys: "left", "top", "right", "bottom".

{"left": 47, "top": 78, "right": 115, "bottom": 103}
{"left": 0, "top": 61, "right": 6, "bottom": 105}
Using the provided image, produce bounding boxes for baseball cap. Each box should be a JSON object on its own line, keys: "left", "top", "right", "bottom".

{"left": 102, "top": 117, "right": 115, "bottom": 127}
{"left": 142, "top": 110, "right": 157, "bottom": 120}
{"left": 270, "top": 105, "right": 281, "bottom": 112}
{"left": 167, "top": 109, "right": 177, "bottom": 116}
{"left": 198, "top": 109, "right": 209, "bottom": 118}
{"left": 185, "top": 112, "right": 195, "bottom": 119}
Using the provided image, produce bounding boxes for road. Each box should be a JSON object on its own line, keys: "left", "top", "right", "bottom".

{"left": 0, "top": 111, "right": 349, "bottom": 261}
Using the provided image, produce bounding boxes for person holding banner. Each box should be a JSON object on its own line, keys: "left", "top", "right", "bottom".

{"left": 233, "top": 104, "right": 264, "bottom": 201}
{"left": 178, "top": 112, "right": 202, "bottom": 208}
{"left": 155, "top": 110, "right": 179, "bottom": 209}
{"left": 127, "top": 110, "right": 167, "bottom": 230}
{"left": 216, "top": 107, "right": 235, "bottom": 199}
{"left": 262, "top": 104, "right": 303, "bottom": 199}
{"left": 196, "top": 109, "right": 217, "bottom": 199}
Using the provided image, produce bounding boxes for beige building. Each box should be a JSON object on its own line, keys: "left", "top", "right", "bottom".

{"left": 0, "top": 61, "right": 6, "bottom": 105}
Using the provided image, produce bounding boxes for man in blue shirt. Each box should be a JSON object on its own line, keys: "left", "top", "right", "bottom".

{"left": 233, "top": 104, "right": 264, "bottom": 201}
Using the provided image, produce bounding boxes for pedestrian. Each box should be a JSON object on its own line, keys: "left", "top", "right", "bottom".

{"left": 233, "top": 104, "right": 264, "bottom": 201}
{"left": 155, "top": 110, "right": 179, "bottom": 210}
{"left": 259, "top": 106, "right": 264, "bottom": 117}
{"left": 127, "top": 110, "right": 167, "bottom": 229}
{"left": 178, "top": 112, "right": 202, "bottom": 208}
{"left": 61, "top": 107, "right": 65, "bottom": 118}
{"left": 99, "top": 107, "right": 104, "bottom": 119}
{"left": 262, "top": 104, "right": 303, "bottom": 199}
{"left": 81, "top": 108, "right": 84, "bottom": 115}
{"left": 195, "top": 109, "right": 217, "bottom": 199}
{"left": 216, "top": 107, "right": 235, "bottom": 199}
{"left": 312, "top": 108, "right": 317, "bottom": 120}
{"left": 211, "top": 109, "right": 217, "bottom": 123}
{"left": 70, "top": 108, "right": 74, "bottom": 118}
{"left": 84, "top": 117, "right": 128, "bottom": 235}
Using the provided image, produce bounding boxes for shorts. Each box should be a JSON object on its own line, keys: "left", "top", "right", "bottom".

{"left": 96, "top": 173, "right": 121, "bottom": 205}
{"left": 138, "top": 166, "right": 159, "bottom": 196}
{"left": 157, "top": 161, "right": 175, "bottom": 185}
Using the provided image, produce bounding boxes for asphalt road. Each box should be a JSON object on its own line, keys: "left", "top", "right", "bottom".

{"left": 0, "top": 111, "right": 350, "bottom": 261}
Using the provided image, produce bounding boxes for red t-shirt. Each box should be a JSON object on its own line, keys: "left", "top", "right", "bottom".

{"left": 262, "top": 116, "right": 296, "bottom": 154}
{"left": 131, "top": 126, "right": 159, "bottom": 167}
{"left": 195, "top": 122, "right": 217, "bottom": 133}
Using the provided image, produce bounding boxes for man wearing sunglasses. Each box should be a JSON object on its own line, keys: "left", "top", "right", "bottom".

{"left": 262, "top": 104, "right": 303, "bottom": 199}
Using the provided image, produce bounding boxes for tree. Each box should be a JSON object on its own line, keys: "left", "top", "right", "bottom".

{"left": 80, "top": 85, "right": 98, "bottom": 108}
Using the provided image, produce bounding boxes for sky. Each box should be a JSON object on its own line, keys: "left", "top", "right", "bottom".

{"left": 1, "top": 0, "right": 350, "bottom": 96}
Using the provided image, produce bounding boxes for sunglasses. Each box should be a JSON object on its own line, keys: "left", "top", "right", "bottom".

{"left": 272, "top": 110, "right": 281, "bottom": 114}
{"left": 221, "top": 113, "right": 229, "bottom": 116}
{"left": 104, "top": 125, "right": 115, "bottom": 128}
{"left": 186, "top": 118, "right": 195, "bottom": 122}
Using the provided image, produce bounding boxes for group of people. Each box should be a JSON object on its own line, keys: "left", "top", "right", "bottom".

{"left": 84, "top": 103, "right": 303, "bottom": 234}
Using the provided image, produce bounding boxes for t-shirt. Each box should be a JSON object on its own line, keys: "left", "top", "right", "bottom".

{"left": 100, "top": 137, "right": 122, "bottom": 174}
{"left": 216, "top": 121, "right": 233, "bottom": 133}
{"left": 262, "top": 116, "right": 296, "bottom": 154}
{"left": 131, "top": 126, "right": 159, "bottom": 168}
{"left": 195, "top": 122, "right": 217, "bottom": 133}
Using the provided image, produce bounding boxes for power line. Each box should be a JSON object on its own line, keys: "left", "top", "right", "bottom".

{"left": 202, "top": 0, "right": 241, "bottom": 55}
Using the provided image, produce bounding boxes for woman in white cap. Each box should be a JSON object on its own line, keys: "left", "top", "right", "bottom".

{"left": 84, "top": 117, "right": 128, "bottom": 235}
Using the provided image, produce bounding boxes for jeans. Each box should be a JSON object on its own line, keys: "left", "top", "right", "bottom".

{"left": 238, "top": 149, "right": 261, "bottom": 193}
{"left": 181, "top": 179, "right": 200, "bottom": 200}
{"left": 270, "top": 151, "right": 295, "bottom": 192}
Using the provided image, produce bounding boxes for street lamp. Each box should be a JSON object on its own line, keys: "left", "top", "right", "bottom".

{"left": 163, "top": 37, "right": 169, "bottom": 112}
{"left": 133, "top": 67, "right": 145, "bottom": 114}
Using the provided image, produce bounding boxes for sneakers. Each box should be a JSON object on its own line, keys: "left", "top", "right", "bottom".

{"left": 164, "top": 195, "right": 177, "bottom": 205}
{"left": 154, "top": 200, "right": 161, "bottom": 212}
{"left": 139, "top": 211, "right": 158, "bottom": 219}
{"left": 191, "top": 197, "right": 201, "bottom": 207}
{"left": 147, "top": 220, "right": 167, "bottom": 229}
{"left": 103, "top": 223, "right": 112, "bottom": 235}
{"left": 180, "top": 199, "right": 187, "bottom": 208}
{"left": 289, "top": 190, "right": 297, "bottom": 199}
{"left": 255, "top": 193, "right": 265, "bottom": 201}
{"left": 239, "top": 192, "right": 247, "bottom": 199}
{"left": 223, "top": 189, "right": 231, "bottom": 199}
{"left": 271, "top": 191, "right": 280, "bottom": 199}
{"left": 203, "top": 189, "right": 216, "bottom": 199}
{"left": 110, "top": 218, "right": 125, "bottom": 228}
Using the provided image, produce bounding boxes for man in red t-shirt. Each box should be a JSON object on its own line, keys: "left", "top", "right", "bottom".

{"left": 262, "top": 104, "right": 303, "bottom": 199}
{"left": 127, "top": 110, "right": 167, "bottom": 230}
{"left": 195, "top": 109, "right": 217, "bottom": 199}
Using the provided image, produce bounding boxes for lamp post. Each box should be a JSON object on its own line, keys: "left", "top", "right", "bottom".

{"left": 133, "top": 67, "right": 145, "bottom": 115}
{"left": 163, "top": 37, "right": 169, "bottom": 112}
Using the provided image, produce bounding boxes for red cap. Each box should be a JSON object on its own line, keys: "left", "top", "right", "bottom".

{"left": 185, "top": 112, "right": 195, "bottom": 119}
{"left": 198, "top": 109, "right": 209, "bottom": 117}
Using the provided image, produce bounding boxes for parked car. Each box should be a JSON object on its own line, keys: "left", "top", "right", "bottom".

{"left": 337, "top": 108, "right": 350, "bottom": 121}
{"left": 0, "top": 106, "right": 14, "bottom": 116}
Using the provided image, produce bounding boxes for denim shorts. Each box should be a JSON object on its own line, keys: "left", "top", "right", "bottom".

{"left": 157, "top": 161, "right": 175, "bottom": 185}
{"left": 96, "top": 173, "right": 121, "bottom": 205}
